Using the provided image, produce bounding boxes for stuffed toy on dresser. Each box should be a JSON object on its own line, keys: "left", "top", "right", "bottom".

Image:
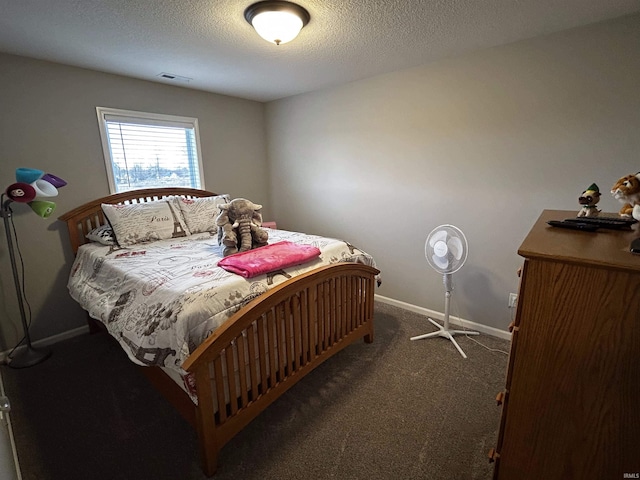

{"left": 577, "top": 183, "right": 601, "bottom": 217}
{"left": 611, "top": 172, "right": 640, "bottom": 219}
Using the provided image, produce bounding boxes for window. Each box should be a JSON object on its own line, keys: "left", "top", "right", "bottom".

{"left": 96, "top": 107, "right": 205, "bottom": 193}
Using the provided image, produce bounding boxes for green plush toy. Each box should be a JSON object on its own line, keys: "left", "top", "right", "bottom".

{"left": 215, "top": 198, "right": 269, "bottom": 257}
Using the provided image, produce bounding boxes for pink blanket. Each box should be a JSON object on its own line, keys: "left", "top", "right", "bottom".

{"left": 217, "top": 241, "right": 321, "bottom": 278}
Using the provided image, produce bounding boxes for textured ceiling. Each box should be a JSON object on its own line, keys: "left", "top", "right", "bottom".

{"left": 1, "top": 0, "right": 639, "bottom": 102}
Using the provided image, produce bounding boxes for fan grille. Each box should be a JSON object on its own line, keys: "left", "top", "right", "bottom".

{"left": 424, "top": 224, "right": 468, "bottom": 274}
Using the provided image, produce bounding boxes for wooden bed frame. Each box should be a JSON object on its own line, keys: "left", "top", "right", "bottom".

{"left": 59, "top": 187, "right": 379, "bottom": 476}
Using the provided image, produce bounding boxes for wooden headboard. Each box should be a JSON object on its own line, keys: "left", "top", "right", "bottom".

{"left": 58, "top": 187, "right": 216, "bottom": 254}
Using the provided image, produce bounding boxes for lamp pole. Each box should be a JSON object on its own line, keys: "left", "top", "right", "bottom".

{"left": 1, "top": 198, "right": 52, "bottom": 368}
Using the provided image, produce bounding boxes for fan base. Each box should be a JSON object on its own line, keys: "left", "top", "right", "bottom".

{"left": 410, "top": 317, "right": 479, "bottom": 359}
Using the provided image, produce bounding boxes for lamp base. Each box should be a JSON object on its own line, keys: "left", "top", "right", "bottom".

{"left": 7, "top": 345, "right": 52, "bottom": 369}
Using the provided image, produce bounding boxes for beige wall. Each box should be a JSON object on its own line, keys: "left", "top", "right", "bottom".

{"left": 0, "top": 54, "right": 267, "bottom": 349}
{"left": 266, "top": 14, "right": 640, "bottom": 330}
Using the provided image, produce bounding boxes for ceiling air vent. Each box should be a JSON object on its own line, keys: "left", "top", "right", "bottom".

{"left": 156, "top": 73, "right": 192, "bottom": 84}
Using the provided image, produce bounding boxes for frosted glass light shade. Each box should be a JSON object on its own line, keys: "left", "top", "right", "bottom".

{"left": 252, "top": 11, "right": 303, "bottom": 44}
{"left": 245, "top": 1, "right": 310, "bottom": 45}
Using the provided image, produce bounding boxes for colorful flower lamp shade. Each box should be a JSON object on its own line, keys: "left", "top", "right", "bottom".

{"left": 29, "top": 200, "right": 57, "bottom": 218}
{"left": 5, "top": 183, "right": 36, "bottom": 203}
{"left": 1, "top": 167, "right": 67, "bottom": 368}
{"left": 15, "top": 168, "right": 44, "bottom": 184}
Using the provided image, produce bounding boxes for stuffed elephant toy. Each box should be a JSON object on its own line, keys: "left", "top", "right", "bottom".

{"left": 215, "top": 198, "right": 269, "bottom": 256}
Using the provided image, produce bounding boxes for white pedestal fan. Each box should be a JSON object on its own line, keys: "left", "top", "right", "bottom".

{"left": 410, "top": 224, "right": 479, "bottom": 358}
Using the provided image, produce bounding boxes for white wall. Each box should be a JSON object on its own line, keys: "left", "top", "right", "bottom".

{"left": 265, "top": 13, "right": 640, "bottom": 330}
{"left": 0, "top": 53, "right": 267, "bottom": 350}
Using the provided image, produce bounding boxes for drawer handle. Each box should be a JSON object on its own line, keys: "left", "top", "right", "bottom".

{"left": 488, "top": 448, "right": 500, "bottom": 463}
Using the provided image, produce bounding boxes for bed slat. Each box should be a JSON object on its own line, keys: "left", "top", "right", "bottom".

{"left": 236, "top": 334, "right": 249, "bottom": 408}
{"left": 292, "top": 295, "right": 302, "bottom": 370}
{"left": 266, "top": 309, "right": 278, "bottom": 389}
{"left": 257, "top": 316, "right": 268, "bottom": 396}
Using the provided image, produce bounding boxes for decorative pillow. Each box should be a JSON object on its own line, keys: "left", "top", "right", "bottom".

{"left": 86, "top": 224, "right": 116, "bottom": 246}
{"left": 102, "top": 199, "right": 190, "bottom": 246}
{"left": 175, "top": 194, "right": 231, "bottom": 234}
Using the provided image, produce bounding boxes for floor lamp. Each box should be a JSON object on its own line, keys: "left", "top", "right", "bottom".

{"left": 1, "top": 168, "right": 66, "bottom": 369}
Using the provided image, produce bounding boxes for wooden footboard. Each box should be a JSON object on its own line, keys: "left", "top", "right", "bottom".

{"left": 182, "top": 262, "right": 378, "bottom": 476}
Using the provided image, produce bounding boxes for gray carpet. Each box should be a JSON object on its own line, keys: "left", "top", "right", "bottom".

{"left": 2, "top": 302, "right": 510, "bottom": 480}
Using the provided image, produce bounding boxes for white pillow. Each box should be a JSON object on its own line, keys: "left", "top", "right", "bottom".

{"left": 175, "top": 194, "right": 230, "bottom": 234}
{"left": 102, "top": 199, "right": 190, "bottom": 246}
{"left": 86, "top": 224, "right": 116, "bottom": 246}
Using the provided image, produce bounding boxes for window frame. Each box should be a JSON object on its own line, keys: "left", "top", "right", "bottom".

{"left": 96, "top": 106, "right": 206, "bottom": 194}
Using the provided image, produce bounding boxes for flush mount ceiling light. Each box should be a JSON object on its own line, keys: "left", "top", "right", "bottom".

{"left": 244, "top": 1, "right": 310, "bottom": 45}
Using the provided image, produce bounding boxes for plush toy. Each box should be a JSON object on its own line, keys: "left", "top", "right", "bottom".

{"left": 577, "top": 183, "right": 601, "bottom": 217}
{"left": 611, "top": 172, "right": 640, "bottom": 217}
{"left": 216, "top": 198, "right": 269, "bottom": 257}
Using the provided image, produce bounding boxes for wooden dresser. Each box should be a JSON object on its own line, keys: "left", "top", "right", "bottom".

{"left": 491, "top": 210, "right": 640, "bottom": 480}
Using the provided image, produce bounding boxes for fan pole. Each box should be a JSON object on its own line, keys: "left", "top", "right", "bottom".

{"left": 2, "top": 200, "right": 52, "bottom": 368}
{"left": 410, "top": 273, "right": 480, "bottom": 358}
{"left": 442, "top": 274, "right": 452, "bottom": 330}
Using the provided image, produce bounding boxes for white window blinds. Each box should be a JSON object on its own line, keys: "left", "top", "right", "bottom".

{"left": 96, "top": 107, "right": 205, "bottom": 193}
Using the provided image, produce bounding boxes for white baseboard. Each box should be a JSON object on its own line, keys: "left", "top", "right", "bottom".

{"left": 1, "top": 295, "right": 511, "bottom": 363}
{"left": 374, "top": 294, "right": 512, "bottom": 341}
{"left": 0, "top": 325, "right": 90, "bottom": 364}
